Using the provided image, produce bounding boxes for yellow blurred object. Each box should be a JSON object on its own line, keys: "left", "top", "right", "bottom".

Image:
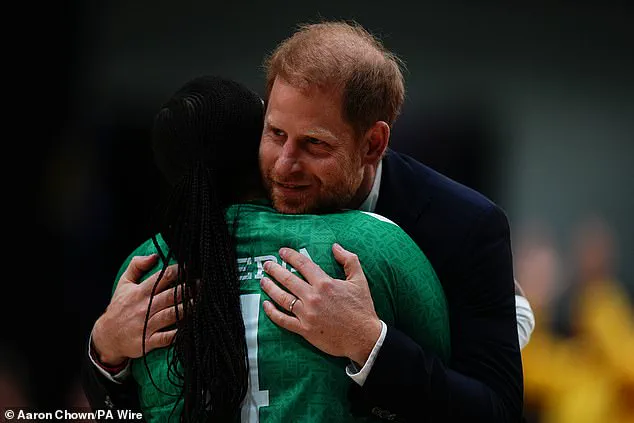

{"left": 577, "top": 280, "right": 634, "bottom": 384}
{"left": 522, "top": 279, "right": 634, "bottom": 423}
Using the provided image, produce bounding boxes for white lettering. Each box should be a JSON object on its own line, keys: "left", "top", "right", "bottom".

{"left": 253, "top": 255, "right": 277, "bottom": 279}
{"left": 237, "top": 248, "right": 313, "bottom": 282}
{"left": 63, "top": 410, "right": 97, "bottom": 420}
{"left": 117, "top": 410, "right": 143, "bottom": 419}
{"left": 237, "top": 257, "right": 252, "bottom": 280}
{"left": 17, "top": 410, "right": 52, "bottom": 420}
{"left": 97, "top": 410, "right": 114, "bottom": 419}
{"left": 240, "top": 294, "right": 269, "bottom": 422}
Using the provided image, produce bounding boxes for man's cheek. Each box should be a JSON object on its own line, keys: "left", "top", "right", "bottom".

{"left": 259, "top": 153, "right": 274, "bottom": 176}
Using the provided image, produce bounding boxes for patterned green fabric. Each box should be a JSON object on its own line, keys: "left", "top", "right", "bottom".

{"left": 113, "top": 204, "right": 450, "bottom": 422}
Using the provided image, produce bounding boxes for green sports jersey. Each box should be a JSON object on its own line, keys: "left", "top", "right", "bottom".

{"left": 114, "top": 203, "right": 450, "bottom": 423}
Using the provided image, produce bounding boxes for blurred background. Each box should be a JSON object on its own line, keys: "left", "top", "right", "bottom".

{"left": 9, "top": 1, "right": 633, "bottom": 422}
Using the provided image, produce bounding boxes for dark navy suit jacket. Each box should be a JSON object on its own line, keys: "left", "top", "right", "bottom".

{"left": 348, "top": 149, "right": 523, "bottom": 422}
{"left": 82, "top": 149, "right": 523, "bottom": 422}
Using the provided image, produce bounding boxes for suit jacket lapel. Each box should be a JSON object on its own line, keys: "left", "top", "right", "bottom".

{"left": 375, "top": 149, "right": 431, "bottom": 229}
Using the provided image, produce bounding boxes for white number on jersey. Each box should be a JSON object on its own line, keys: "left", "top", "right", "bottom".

{"left": 240, "top": 294, "right": 269, "bottom": 422}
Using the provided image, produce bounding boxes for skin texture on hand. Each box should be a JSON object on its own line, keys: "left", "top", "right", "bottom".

{"left": 91, "top": 255, "right": 181, "bottom": 366}
{"left": 260, "top": 243, "right": 382, "bottom": 366}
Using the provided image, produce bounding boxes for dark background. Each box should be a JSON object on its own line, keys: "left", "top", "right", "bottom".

{"left": 7, "top": 1, "right": 633, "bottom": 420}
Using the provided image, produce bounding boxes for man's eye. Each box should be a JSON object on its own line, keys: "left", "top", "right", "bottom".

{"left": 306, "top": 137, "right": 323, "bottom": 145}
{"left": 268, "top": 127, "right": 284, "bottom": 137}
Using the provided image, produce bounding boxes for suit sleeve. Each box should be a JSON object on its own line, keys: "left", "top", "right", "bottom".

{"left": 81, "top": 248, "right": 149, "bottom": 421}
{"left": 81, "top": 337, "right": 144, "bottom": 421}
{"left": 349, "top": 205, "right": 524, "bottom": 422}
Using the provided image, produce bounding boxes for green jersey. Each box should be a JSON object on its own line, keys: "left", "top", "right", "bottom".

{"left": 114, "top": 204, "right": 450, "bottom": 422}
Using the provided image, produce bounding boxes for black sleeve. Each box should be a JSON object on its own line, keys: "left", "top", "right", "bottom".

{"left": 349, "top": 205, "right": 524, "bottom": 422}
{"left": 81, "top": 337, "right": 145, "bottom": 422}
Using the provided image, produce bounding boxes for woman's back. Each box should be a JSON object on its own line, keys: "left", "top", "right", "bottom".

{"left": 119, "top": 203, "right": 450, "bottom": 422}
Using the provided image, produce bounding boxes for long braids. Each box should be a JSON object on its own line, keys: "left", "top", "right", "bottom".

{"left": 146, "top": 76, "right": 265, "bottom": 422}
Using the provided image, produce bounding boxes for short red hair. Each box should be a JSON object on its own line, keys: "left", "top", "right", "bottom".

{"left": 264, "top": 21, "right": 406, "bottom": 135}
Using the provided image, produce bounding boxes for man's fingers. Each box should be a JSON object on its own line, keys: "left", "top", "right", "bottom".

{"left": 260, "top": 277, "right": 302, "bottom": 314}
{"left": 332, "top": 243, "right": 365, "bottom": 284}
{"left": 263, "top": 259, "right": 310, "bottom": 297}
{"left": 277, "top": 248, "right": 329, "bottom": 285}
{"left": 147, "top": 329, "right": 177, "bottom": 351}
{"left": 120, "top": 255, "right": 159, "bottom": 285}
{"left": 262, "top": 301, "right": 303, "bottom": 334}
{"left": 149, "top": 286, "right": 184, "bottom": 315}
{"left": 147, "top": 303, "right": 185, "bottom": 334}
{"left": 140, "top": 264, "right": 179, "bottom": 295}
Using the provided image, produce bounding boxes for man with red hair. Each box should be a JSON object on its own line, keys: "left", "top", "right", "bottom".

{"left": 254, "top": 21, "right": 525, "bottom": 422}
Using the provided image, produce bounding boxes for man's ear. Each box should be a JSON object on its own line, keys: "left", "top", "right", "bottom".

{"left": 362, "top": 121, "right": 390, "bottom": 166}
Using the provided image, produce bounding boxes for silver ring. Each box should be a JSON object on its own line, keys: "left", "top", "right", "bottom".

{"left": 289, "top": 297, "right": 299, "bottom": 314}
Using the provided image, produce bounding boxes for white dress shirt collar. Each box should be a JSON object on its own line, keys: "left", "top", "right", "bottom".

{"left": 358, "top": 160, "right": 383, "bottom": 213}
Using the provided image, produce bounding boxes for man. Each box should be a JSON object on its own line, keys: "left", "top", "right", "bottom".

{"left": 254, "top": 21, "right": 524, "bottom": 422}
{"left": 85, "top": 21, "right": 532, "bottom": 423}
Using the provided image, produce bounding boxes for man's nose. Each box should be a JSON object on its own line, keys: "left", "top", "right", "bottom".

{"left": 275, "top": 139, "right": 303, "bottom": 174}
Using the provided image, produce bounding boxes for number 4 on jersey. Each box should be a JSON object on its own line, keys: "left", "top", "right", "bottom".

{"left": 240, "top": 294, "right": 269, "bottom": 422}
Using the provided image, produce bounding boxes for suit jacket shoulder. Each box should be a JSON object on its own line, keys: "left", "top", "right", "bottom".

{"left": 376, "top": 149, "right": 506, "bottom": 281}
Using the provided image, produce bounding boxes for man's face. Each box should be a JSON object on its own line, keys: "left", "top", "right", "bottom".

{"left": 259, "top": 77, "right": 365, "bottom": 214}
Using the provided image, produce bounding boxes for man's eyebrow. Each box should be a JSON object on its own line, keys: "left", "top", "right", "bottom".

{"left": 306, "top": 127, "right": 338, "bottom": 141}
{"left": 264, "top": 119, "right": 338, "bottom": 141}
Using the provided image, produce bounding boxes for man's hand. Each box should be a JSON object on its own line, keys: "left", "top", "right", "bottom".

{"left": 260, "top": 243, "right": 382, "bottom": 366}
{"left": 91, "top": 255, "right": 181, "bottom": 367}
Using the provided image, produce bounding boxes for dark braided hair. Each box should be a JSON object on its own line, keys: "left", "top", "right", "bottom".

{"left": 147, "top": 75, "right": 265, "bottom": 422}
